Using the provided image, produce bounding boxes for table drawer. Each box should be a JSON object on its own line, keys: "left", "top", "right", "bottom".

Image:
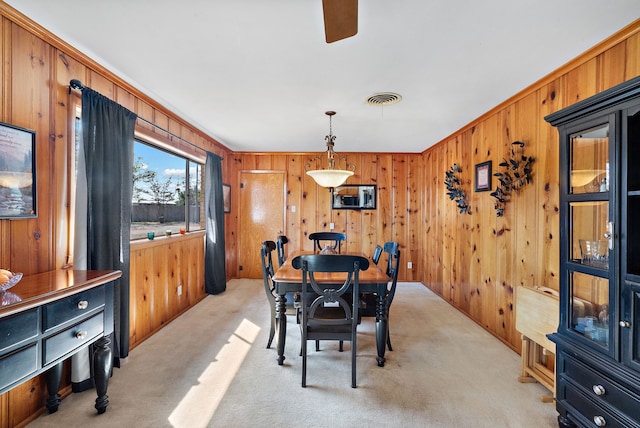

{"left": 0, "top": 344, "right": 38, "bottom": 391}
{"left": 43, "top": 312, "right": 104, "bottom": 365}
{"left": 43, "top": 286, "right": 105, "bottom": 331}
{"left": 0, "top": 309, "right": 38, "bottom": 353}
{"left": 562, "top": 352, "right": 640, "bottom": 422}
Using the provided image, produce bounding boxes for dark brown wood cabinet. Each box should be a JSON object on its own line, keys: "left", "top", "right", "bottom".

{"left": 546, "top": 76, "right": 640, "bottom": 428}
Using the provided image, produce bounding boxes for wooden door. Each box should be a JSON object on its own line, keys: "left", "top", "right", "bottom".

{"left": 238, "top": 171, "right": 286, "bottom": 278}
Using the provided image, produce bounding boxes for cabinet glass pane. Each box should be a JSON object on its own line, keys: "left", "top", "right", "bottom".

{"left": 570, "top": 271, "right": 609, "bottom": 347}
{"left": 627, "top": 110, "right": 640, "bottom": 192}
{"left": 570, "top": 202, "right": 609, "bottom": 269}
{"left": 570, "top": 124, "right": 609, "bottom": 194}
{"left": 627, "top": 110, "right": 640, "bottom": 274}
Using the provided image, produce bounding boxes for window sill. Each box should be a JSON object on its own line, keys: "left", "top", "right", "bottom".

{"left": 130, "top": 230, "right": 205, "bottom": 250}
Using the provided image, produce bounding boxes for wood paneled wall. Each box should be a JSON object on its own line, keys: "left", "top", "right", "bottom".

{"left": 1, "top": 1, "right": 639, "bottom": 426}
{"left": 228, "top": 153, "right": 424, "bottom": 282}
{"left": 422, "top": 21, "right": 640, "bottom": 351}
{"left": 229, "top": 21, "right": 640, "bottom": 357}
{"left": 129, "top": 232, "right": 206, "bottom": 349}
{"left": 0, "top": 5, "right": 232, "bottom": 427}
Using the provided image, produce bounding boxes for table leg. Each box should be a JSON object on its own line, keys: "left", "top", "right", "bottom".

{"left": 275, "top": 293, "right": 287, "bottom": 365}
{"left": 93, "top": 336, "right": 112, "bottom": 414}
{"left": 375, "top": 290, "right": 388, "bottom": 367}
{"left": 45, "top": 362, "right": 63, "bottom": 413}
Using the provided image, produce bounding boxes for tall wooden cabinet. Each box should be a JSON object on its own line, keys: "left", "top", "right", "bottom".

{"left": 546, "top": 76, "right": 640, "bottom": 428}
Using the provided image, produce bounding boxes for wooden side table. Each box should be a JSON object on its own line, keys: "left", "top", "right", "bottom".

{"left": 515, "top": 285, "right": 559, "bottom": 402}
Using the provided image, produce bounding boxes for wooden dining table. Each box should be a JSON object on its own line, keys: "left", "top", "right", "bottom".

{"left": 271, "top": 251, "right": 391, "bottom": 367}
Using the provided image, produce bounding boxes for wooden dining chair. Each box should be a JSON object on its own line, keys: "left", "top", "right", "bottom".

{"left": 360, "top": 241, "right": 400, "bottom": 351}
{"left": 276, "top": 235, "right": 289, "bottom": 267}
{"left": 292, "top": 254, "right": 369, "bottom": 388}
{"left": 308, "top": 231, "right": 346, "bottom": 253}
{"left": 261, "top": 240, "right": 297, "bottom": 349}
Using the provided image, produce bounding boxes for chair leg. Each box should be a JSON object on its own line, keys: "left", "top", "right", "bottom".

{"left": 316, "top": 340, "right": 320, "bottom": 351}
{"left": 339, "top": 340, "right": 344, "bottom": 352}
{"left": 267, "top": 311, "right": 276, "bottom": 349}
{"left": 302, "top": 339, "right": 307, "bottom": 388}
{"left": 351, "top": 335, "right": 357, "bottom": 388}
{"left": 386, "top": 323, "right": 392, "bottom": 351}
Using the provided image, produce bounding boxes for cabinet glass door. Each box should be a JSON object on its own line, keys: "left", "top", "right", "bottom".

{"left": 622, "top": 106, "right": 640, "bottom": 369}
{"left": 567, "top": 123, "right": 611, "bottom": 348}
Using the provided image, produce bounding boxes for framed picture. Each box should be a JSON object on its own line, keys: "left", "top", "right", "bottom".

{"left": 0, "top": 122, "right": 36, "bottom": 218}
{"left": 475, "top": 161, "right": 492, "bottom": 192}
{"left": 222, "top": 183, "right": 231, "bottom": 213}
{"left": 331, "top": 184, "right": 376, "bottom": 210}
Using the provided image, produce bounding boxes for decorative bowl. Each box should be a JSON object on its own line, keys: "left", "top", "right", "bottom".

{"left": 1, "top": 291, "right": 21, "bottom": 306}
{"left": 0, "top": 272, "right": 22, "bottom": 292}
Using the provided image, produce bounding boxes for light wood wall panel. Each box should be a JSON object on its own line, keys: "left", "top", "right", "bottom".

{"left": 129, "top": 233, "right": 206, "bottom": 349}
{"left": 422, "top": 20, "right": 640, "bottom": 353}
{"left": 1, "top": 3, "right": 638, "bottom": 425}
{"left": 234, "top": 152, "right": 417, "bottom": 279}
{"left": 0, "top": 6, "right": 232, "bottom": 426}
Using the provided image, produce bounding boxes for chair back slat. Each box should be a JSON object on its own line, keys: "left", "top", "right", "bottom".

{"left": 308, "top": 232, "right": 347, "bottom": 253}
{"left": 372, "top": 244, "right": 383, "bottom": 265}
{"left": 276, "top": 235, "right": 289, "bottom": 267}
{"left": 260, "top": 240, "right": 277, "bottom": 294}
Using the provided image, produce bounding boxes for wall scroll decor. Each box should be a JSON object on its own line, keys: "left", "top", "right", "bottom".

{"left": 490, "top": 141, "right": 535, "bottom": 217}
{"left": 444, "top": 163, "right": 470, "bottom": 214}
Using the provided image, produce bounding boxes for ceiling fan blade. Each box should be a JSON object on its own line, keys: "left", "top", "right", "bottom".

{"left": 322, "top": 0, "right": 358, "bottom": 43}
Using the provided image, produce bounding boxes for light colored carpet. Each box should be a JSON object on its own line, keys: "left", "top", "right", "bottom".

{"left": 28, "top": 279, "right": 558, "bottom": 428}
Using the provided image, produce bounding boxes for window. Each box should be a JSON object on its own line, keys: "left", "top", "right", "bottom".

{"left": 70, "top": 98, "right": 204, "bottom": 244}
{"left": 131, "top": 140, "right": 203, "bottom": 240}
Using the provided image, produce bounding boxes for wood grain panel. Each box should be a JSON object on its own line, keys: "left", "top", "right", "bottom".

{"left": 468, "top": 125, "right": 485, "bottom": 322}
{"left": 392, "top": 155, "right": 407, "bottom": 277}
{"left": 376, "top": 154, "right": 393, "bottom": 258}
{"left": 9, "top": 26, "right": 51, "bottom": 274}
{"left": 479, "top": 116, "right": 499, "bottom": 334}
{"left": 597, "top": 40, "right": 628, "bottom": 92}
{"left": 129, "top": 233, "right": 206, "bottom": 349}
{"left": 285, "top": 155, "right": 302, "bottom": 255}
{"left": 513, "top": 93, "right": 539, "bottom": 291}
{"left": 406, "top": 153, "right": 422, "bottom": 281}
{"left": 626, "top": 32, "right": 640, "bottom": 78}
{"left": 457, "top": 129, "right": 473, "bottom": 314}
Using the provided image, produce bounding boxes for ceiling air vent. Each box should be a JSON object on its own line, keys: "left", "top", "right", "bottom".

{"left": 366, "top": 92, "right": 402, "bottom": 106}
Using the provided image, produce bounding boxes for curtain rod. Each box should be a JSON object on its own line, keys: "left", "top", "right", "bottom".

{"left": 69, "top": 79, "right": 211, "bottom": 157}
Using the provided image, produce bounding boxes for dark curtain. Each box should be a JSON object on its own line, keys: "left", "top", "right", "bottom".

{"left": 81, "top": 88, "right": 137, "bottom": 359}
{"left": 204, "top": 152, "right": 227, "bottom": 294}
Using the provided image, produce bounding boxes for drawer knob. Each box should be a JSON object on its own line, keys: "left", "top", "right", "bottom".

{"left": 77, "top": 300, "right": 89, "bottom": 310}
{"left": 593, "top": 415, "right": 606, "bottom": 427}
{"left": 75, "top": 330, "right": 88, "bottom": 340}
{"left": 592, "top": 384, "right": 606, "bottom": 395}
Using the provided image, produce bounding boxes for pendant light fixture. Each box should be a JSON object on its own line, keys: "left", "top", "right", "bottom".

{"left": 305, "top": 111, "right": 355, "bottom": 188}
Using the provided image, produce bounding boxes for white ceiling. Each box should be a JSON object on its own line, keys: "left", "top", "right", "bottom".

{"left": 4, "top": 1, "right": 640, "bottom": 153}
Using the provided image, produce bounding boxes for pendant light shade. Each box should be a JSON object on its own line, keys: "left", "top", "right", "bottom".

{"left": 305, "top": 111, "right": 355, "bottom": 188}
